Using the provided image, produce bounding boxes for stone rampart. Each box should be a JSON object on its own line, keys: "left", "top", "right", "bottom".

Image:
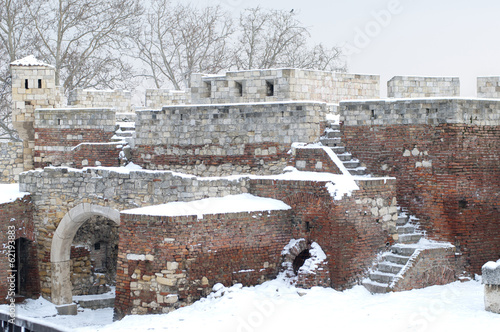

{"left": 477, "top": 77, "right": 500, "bottom": 99}
{"left": 68, "top": 89, "right": 131, "bottom": 113}
{"left": 134, "top": 102, "right": 328, "bottom": 175}
{"left": 191, "top": 69, "right": 380, "bottom": 104}
{"left": 145, "top": 89, "right": 192, "bottom": 108}
{"left": 0, "top": 140, "right": 24, "bottom": 183}
{"left": 387, "top": 76, "right": 460, "bottom": 98}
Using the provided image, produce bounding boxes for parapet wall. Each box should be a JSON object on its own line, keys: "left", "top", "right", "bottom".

{"left": 134, "top": 102, "right": 328, "bottom": 175}
{"left": 387, "top": 76, "right": 460, "bottom": 98}
{"left": 477, "top": 77, "right": 500, "bottom": 99}
{"left": 190, "top": 69, "right": 380, "bottom": 104}
{"left": 0, "top": 141, "right": 24, "bottom": 183}
{"left": 145, "top": 89, "right": 191, "bottom": 109}
{"left": 341, "top": 98, "right": 500, "bottom": 126}
{"left": 34, "top": 108, "right": 116, "bottom": 168}
{"left": 68, "top": 89, "right": 131, "bottom": 113}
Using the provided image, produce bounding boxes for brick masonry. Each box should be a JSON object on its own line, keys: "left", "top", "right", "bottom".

{"left": 114, "top": 208, "right": 292, "bottom": 319}
{"left": 340, "top": 99, "right": 500, "bottom": 274}
{"left": 0, "top": 195, "right": 39, "bottom": 303}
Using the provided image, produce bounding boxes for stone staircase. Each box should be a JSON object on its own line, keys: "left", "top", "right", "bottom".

{"left": 111, "top": 121, "right": 135, "bottom": 144}
{"left": 320, "top": 122, "right": 367, "bottom": 176}
{"left": 362, "top": 211, "right": 425, "bottom": 293}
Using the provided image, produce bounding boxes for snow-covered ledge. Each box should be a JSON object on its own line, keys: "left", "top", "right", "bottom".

{"left": 482, "top": 260, "right": 500, "bottom": 314}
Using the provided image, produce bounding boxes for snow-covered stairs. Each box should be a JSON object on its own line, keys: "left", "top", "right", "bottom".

{"left": 362, "top": 211, "right": 425, "bottom": 294}
{"left": 320, "top": 122, "right": 367, "bottom": 176}
{"left": 111, "top": 121, "right": 135, "bottom": 143}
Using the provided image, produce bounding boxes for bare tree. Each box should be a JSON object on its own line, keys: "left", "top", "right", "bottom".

{"left": 233, "top": 7, "right": 344, "bottom": 71}
{"left": 134, "top": 0, "right": 234, "bottom": 90}
{"left": 25, "top": 0, "right": 143, "bottom": 92}
{"left": 0, "top": 0, "right": 35, "bottom": 140}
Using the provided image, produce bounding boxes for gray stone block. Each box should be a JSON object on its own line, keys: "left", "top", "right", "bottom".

{"left": 56, "top": 303, "right": 77, "bottom": 315}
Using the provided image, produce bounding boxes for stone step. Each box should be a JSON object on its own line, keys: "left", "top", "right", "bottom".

{"left": 396, "top": 216, "right": 409, "bottom": 226}
{"left": 362, "top": 279, "right": 389, "bottom": 294}
{"left": 115, "top": 131, "right": 134, "bottom": 137}
{"left": 397, "top": 225, "right": 416, "bottom": 234}
{"left": 337, "top": 152, "right": 353, "bottom": 161}
{"left": 329, "top": 146, "right": 346, "bottom": 154}
{"left": 320, "top": 138, "right": 342, "bottom": 147}
{"left": 398, "top": 233, "right": 423, "bottom": 244}
{"left": 384, "top": 253, "right": 411, "bottom": 265}
{"left": 75, "top": 297, "right": 115, "bottom": 310}
{"left": 391, "top": 245, "right": 418, "bottom": 256}
{"left": 327, "top": 124, "right": 340, "bottom": 131}
{"left": 378, "top": 262, "right": 405, "bottom": 274}
{"left": 346, "top": 167, "right": 366, "bottom": 175}
{"left": 342, "top": 160, "right": 360, "bottom": 168}
{"left": 110, "top": 137, "right": 128, "bottom": 143}
{"left": 369, "top": 271, "right": 396, "bottom": 284}
{"left": 325, "top": 130, "right": 342, "bottom": 138}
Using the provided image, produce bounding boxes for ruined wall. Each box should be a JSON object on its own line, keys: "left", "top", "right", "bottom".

{"left": 19, "top": 167, "right": 246, "bottom": 299}
{"left": 0, "top": 141, "right": 24, "bottom": 183}
{"left": 289, "top": 145, "right": 343, "bottom": 174}
{"left": 249, "top": 177, "right": 398, "bottom": 289}
{"left": 340, "top": 98, "right": 500, "bottom": 274}
{"left": 145, "top": 89, "right": 191, "bottom": 108}
{"left": 68, "top": 89, "right": 131, "bottom": 113}
{"left": 387, "top": 76, "right": 460, "bottom": 98}
{"left": 191, "top": 69, "right": 379, "bottom": 104}
{"left": 134, "top": 102, "right": 326, "bottom": 176}
{"left": 33, "top": 108, "right": 116, "bottom": 168}
{"left": 114, "top": 208, "right": 292, "bottom": 318}
{"left": 477, "top": 77, "right": 500, "bottom": 98}
{"left": 0, "top": 194, "right": 39, "bottom": 303}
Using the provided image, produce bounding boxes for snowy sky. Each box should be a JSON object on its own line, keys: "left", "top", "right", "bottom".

{"left": 192, "top": 0, "right": 500, "bottom": 97}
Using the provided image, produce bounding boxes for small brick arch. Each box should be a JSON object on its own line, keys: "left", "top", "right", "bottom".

{"left": 50, "top": 203, "right": 120, "bottom": 305}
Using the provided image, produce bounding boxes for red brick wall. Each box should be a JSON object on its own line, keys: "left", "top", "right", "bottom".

{"left": 0, "top": 195, "right": 39, "bottom": 303}
{"left": 34, "top": 128, "right": 114, "bottom": 168}
{"left": 342, "top": 123, "right": 500, "bottom": 273}
{"left": 114, "top": 209, "right": 293, "bottom": 319}
{"left": 249, "top": 178, "right": 397, "bottom": 289}
{"left": 71, "top": 143, "right": 121, "bottom": 168}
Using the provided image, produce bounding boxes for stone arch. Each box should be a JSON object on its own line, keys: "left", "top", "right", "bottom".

{"left": 51, "top": 203, "right": 120, "bottom": 305}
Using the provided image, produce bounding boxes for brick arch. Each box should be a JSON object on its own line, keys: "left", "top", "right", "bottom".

{"left": 50, "top": 203, "right": 120, "bottom": 305}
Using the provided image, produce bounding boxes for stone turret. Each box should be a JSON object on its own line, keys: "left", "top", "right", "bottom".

{"left": 10, "top": 55, "right": 61, "bottom": 171}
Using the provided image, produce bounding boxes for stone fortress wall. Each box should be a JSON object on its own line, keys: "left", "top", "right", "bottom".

{"left": 387, "top": 76, "right": 460, "bottom": 98}
{"left": 477, "top": 76, "right": 500, "bottom": 99}
{"left": 0, "top": 140, "right": 24, "bottom": 183}
{"left": 68, "top": 88, "right": 132, "bottom": 113}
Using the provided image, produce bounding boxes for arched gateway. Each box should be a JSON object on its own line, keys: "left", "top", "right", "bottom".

{"left": 51, "top": 203, "right": 120, "bottom": 305}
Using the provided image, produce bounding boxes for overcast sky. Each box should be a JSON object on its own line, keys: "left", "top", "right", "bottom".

{"left": 197, "top": 0, "right": 500, "bottom": 97}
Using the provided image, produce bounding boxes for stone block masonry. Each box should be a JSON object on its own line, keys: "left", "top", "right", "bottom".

{"left": 387, "top": 76, "right": 460, "bottom": 98}
{"left": 340, "top": 98, "right": 500, "bottom": 274}
{"left": 483, "top": 261, "right": 500, "bottom": 314}
{"left": 68, "top": 89, "right": 132, "bottom": 113}
{"left": 477, "top": 76, "right": 500, "bottom": 99}
{"left": 134, "top": 102, "right": 328, "bottom": 176}
{"left": 33, "top": 108, "right": 116, "bottom": 168}
{"left": 0, "top": 141, "right": 24, "bottom": 183}
{"left": 114, "top": 204, "right": 292, "bottom": 318}
{"left": 145, "top": 89, "right": 192, "bottom": 109}
{"left": 190, "top": 69, "right": 380, "bottom": 105}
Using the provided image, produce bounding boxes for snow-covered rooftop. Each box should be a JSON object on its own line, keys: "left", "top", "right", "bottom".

{"left": 121, "top": 193, "right": 291, "bottom": 219}
{"left": 10, "top": 55, "right": 54, "bottom": 68}
{"left": 0, "top": 183, "right": 30, "bottom": 204}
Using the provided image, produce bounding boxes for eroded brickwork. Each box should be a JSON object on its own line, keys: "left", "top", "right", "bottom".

{"left": 114, "top": 209, "right": 292, "bottom": 318}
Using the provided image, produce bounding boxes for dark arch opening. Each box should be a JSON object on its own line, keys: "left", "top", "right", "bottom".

{"left": 293, "top": 249, "right": 311, "bottom": 275}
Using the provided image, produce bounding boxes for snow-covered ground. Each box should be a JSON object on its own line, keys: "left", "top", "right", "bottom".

{"left": 2, "top": 276, "right": 499, "bottom": 332}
